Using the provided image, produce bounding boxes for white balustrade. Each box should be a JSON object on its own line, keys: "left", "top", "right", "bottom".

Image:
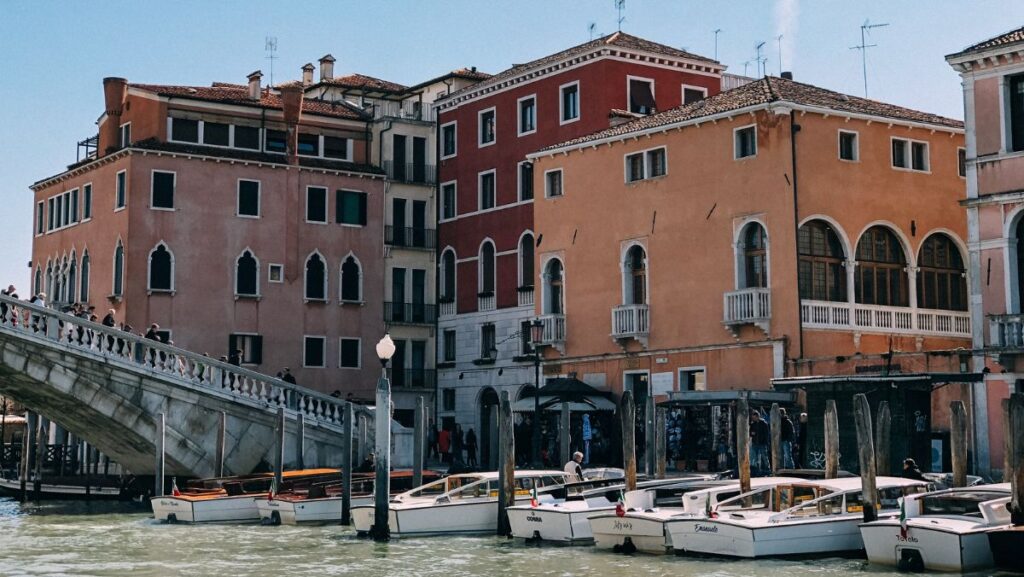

{"left": 723, "top": 288, "right": 771, "bottom": 324}
{"left": 478, "top": 293, "right": 496, "bottom": 312}
{"left": 539, "top": 313, "right": 566, "bottom": 345}
{"left": 517, "top": 287, "right": 535, "bottom": 308}
{"left": 439, "top": 300, "right": 456, "bottom": 317}
{"left": 611, "top": 304, "right": 650, "bottom": 339}
{"left": 800, "top": 299, "right": 970, "bottom": 337}
{"left": 990, "top": 314, "right": 1024, "bottom": 348}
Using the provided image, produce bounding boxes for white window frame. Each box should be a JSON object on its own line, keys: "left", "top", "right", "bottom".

{"left": 268, "top": 263, "right": 284, "bottom": 283}
{"left": 681, "top": 84, "right": 708, "bottom": 104}
{"left": 440, "top": 121, "right": 458, "bottom": 159}
{"left": 624, "top": 146, "right": 667, "bottom": 183}
{"left": 119, "top": 122, "right": 131, "bottom": 148}
{"left": 303, "top": 250, "right": 329, "bottom": 303}
{"left": 150, "top": 169, "right": 177, "bottom": 211}
{"left": 303, "top": 335, "right": 327, "bottom": 368}
{"left": 478, "top": 107, "right": 496, "bottom": 148}
{"left": 338, "top": 337, "right": 361, "bottom": 369}
{"left": 958, "top": 147, "right": 967, "bottom": 179}
{"left": 35, "top": 201, "right": 44, "bottom": 236}
{"left": 234, "top": 248, "right": 260, "bottom": 298}
{"left": 146, "top": 241, "right": 175, "bottom": 294}
{"left": 517, "top": 94, "right": 537, "bottom": 137}
{"left": 338, "top": 252, "right": 363, "bottom": 304}
{"left": 559, "top": 81, "right": 581, "bottom": 125}
{"left": 229, "top": 332, "right": 262, "bottom": 366}
{"left": 440, "top": 247, "right": 458, "bottom": 302}
{"left": 626, "top": 75, "right": 656, "bottom": 114}
{"left": 115, "top": 169, "right": 127, "bottom": 211}
{"left": 734, "top": 124, "right": 758, "bottom": 160}
{"left": 478, "top": 239, "right": 496, "bottom": 295}
{"left": 82, "top": 182, "right": 93, "bottom": 221}
{"left": 544, "top": 168, "right": 563, "bottom": 198}
{"left": 478, "top": 169, "right": 497, "bottom": 211}
{"left": 677, "top": 365, "right": 707, "bottom": 392}
{"left": 890, "top": 137, "right": 930, "bottom": 173}
{"left": 336, "top": 188, "right": 366, "bottom": 228}
{"left": 517, "top": 231, "right": 535, "bottom": 288}
{"left": 517, "top": 161, "right": 534, "bottom": 202}
{"left": 236, "top": 178, "right": 261, "bottom": 218}
{"left": 838, "top": 130, "right": 860, "bottom": 162}
{"left": 305, "top": 185, "right": 329, "bottom": 224}
{"left": 111, "top": 240, "right": 125, "bottom": 298}
{"left": 440, "top": 180, "right": 458, "bottom": 222}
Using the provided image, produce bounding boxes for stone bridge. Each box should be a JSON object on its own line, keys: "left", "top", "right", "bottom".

{"left": 0, "top": 294, "right": 404, "bottom": 478}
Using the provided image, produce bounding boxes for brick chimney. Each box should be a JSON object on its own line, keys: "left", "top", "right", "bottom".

{"left": 101, "top": 77, "right": 128, "bottom": 155}
{"left": 302, "top": 63, "right": 315, "bottom": 86}
{"left": 247, "top": 70, "right": 263, "bottom": 100}
{"left": 318, "top": 54, "right": 335, "bottom": 82}
{"left": 279, "top": 84, "right": 304, "bottom": 165}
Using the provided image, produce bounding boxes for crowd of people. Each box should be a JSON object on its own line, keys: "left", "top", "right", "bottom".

{"left": 426, "top": 422, "right": 479, "bottom": 468}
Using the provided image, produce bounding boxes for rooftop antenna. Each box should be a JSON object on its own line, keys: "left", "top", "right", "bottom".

{"left": 849, "top": 19, "right": 888, "bottom": 97}
{"left": 589, "top": 22, "right": 597, "bottom": 41}
{"left": 743, "top": 60, "right": 753, "bottom": 77}
{"left": 776, "top": 34, "right": 784, "bottom": 76}
{"left": 755, "top": 41, "right": 766, "bottom": 76}
{"left": 615, "top": 0, "right": 626, "bottom": 32}
{"left": 265, "top": 36, "right": 278, "bottom": 86}
{"left": 713, "top": 29, "right": 722, "bottom": 61}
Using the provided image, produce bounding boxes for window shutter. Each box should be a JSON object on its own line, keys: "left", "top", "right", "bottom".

{"left": 358, "top": 193, "right": 367, "bottom": 226}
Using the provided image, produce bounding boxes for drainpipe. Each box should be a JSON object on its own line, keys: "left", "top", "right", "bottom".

{"left": 432, "top": 100, "right": 443, "bottom": 429}
{"left": 790, "top": 110, "right": 803, "bottom": 364}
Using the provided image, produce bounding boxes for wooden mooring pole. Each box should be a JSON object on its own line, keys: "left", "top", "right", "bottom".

{"left": 273, "top": 407, "right": 285, "bottom": 490}
{"left": 20, "top": 412, "right": 35, "bottom": 503}
{"left": 1008, "top": 394, "right": 1023, "bottom": 526}
{"left": 341, "top": 402, "right": 354, "bottom": 526}
{"left": 294, "top": 413, "right": 305, "bottom": 470}
{"left": 950, "top": 400, "right": 968, "bottom": 488}
{"left": 413, "top": 396, "right": 425, "bottom": 489}
{"left": 215, "top": 411, "right": 226, "bottom": 478}
{"left": 824, "top": 400, "right": 839, "bottom": 479}
{"left": 875, "top": 401, "right": 892, "bottom": 476}
{"left": 853, "top": 394, "right": 878, "bottom": 523}
{"left": 770, "top": 403, "right": 781, "bottom": 475}
{"left": 371, "top": 366, "right": 392, "bottom": 542}
{"left": 655, "top": 406, "right": 667, "bottom": 479}
{"left": 645, "top": 393, "right": 656, "bottom": 477}
{"left": 1003, "top": 399, "right": 1012, "bottom": 483}
{"left": 154, "top": 412, "right": 165, "bottom": 497}
{"left": 737, "top": 397, "right": 751, "bottom": 494}
{"left": 620, "top": 391, "right": 637, "bottom": 492}
{"left": 560, "top": 402, "right": 571, "bottom": 469}
{"left": 496, "top": 391, "right": 514, "bottom": 537}
{"left": 34, "top": 417, "right": 45, "bottom": 502}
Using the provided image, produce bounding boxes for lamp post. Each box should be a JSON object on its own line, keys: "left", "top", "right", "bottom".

{"left": 371, "top": 334, "right": 395, "bottom": 542}
{"left": 530, "top": 319, "right": 545, "bottom": 467}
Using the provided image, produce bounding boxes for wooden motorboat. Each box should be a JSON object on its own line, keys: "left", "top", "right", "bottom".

{"left": 987, "top": 523, "right": 1024, "bottom": 572}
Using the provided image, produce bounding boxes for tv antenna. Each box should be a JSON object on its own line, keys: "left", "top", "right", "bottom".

{"left": 849, "top": 19, "right": 888, "bottom": 97}
{"left": 265, "top": 36, "right": 278, "bottom": 86}
{"left": 589, "top": 22, "right": 597, "bottom": 40}
{"left": 713, "top": 29, "right": 722, "bottom": 61}
{"left": 776, "top": 34, "right": 784, "bottom": 75}
{"left": 615, "top": 0, "right": 626, "bottom": 31}
{"left": 743, "top": 60, "right": 753, "bottom": 77}
{"left": 755, "top": 41, "right": 767, "bottom": 76}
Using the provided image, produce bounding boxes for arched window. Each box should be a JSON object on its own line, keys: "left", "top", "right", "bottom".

{"left": 519, "top": 234, "right": 534, "bottom": 288}
{"left": 544, "top": 258, "right": 564, "bottom": 314}
{"left": 34, "top": 267, "right": 42, "bottom": 296}
{"left": 113, "top": 242, "right": 124, "bottom": 297}
{"left": 46, "top": 261, "right": 54, "bottom": 300}
{"left": 623, "top": 245, "right": 647, "bottom": 305}
{"left": 305, "top": 252, "right": 326, "bottom": 301}
{"left": 741, "top": 223, "right": 768, "bottom": 289}
{"left": 441, "top": 249, "right": 456, "bottom": 302}
{"left": 855, "top": 226, "right": 908, "bottom": 307}
{"left": 798, "top": 220, "right": 846, "bottom": 302}
{"left": 57, "top": 257, "right": 68, "bottom": 303}
{"left": 340, "top": 255, "right": 362, "bottom": 302}
{"left": 80, "top": 252, "right": 90, "bottom": 303}
{"left": 236, "top": 250, "right": 258, "bottom": 297}
{"left": 479, "top": 241, "right": 495, "bottom": 295}
{"left": 68, "top": 253, "right": 77, "bottom": 303}
{"left": 148, "top": 243, "right": 173, "bottom": 292}
{"left": 917, "top": 234, "right": 967, "bottom": 311}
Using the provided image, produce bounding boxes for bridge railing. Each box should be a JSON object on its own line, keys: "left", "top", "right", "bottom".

{"left": 0, "top": 294, "right": 369, "bottom": 430}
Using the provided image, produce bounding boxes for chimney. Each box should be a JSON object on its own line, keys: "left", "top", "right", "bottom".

{"left": 781, "top": 71, "right": 793, "bottom": 80}
{"left": 101, "top": 77, "right": 128, "bottom": 155}
{"left": 319, "top": 54, "right": 335, "bottom": 81}
{"left": 279, "top": 84, "right": 304, "bottom": 165}
{"left": 247, "top": 70, "right": 263, "bottom": 100}
{"left": 302, "top": 63, "right": 315, "bottom": 86}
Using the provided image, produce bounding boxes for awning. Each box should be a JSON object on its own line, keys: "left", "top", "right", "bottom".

{"left": 0, "top": 415, "right": 26, "bottom": 425}
{"left": 512, "top": 396, "right": 617, "bottom": 412}
{"left": 661, "top": 390, "right": 797, "bottom": 407}
{"left": 515, "top": 377, "right": 615, "bottom": 412}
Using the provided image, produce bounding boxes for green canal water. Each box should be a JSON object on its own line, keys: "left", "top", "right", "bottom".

{"left": 0, "top": 498, "right": 991, "bottom": 577}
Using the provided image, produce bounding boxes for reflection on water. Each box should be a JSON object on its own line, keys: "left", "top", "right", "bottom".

{"left": 0, "top": 497, "right": 936, "bottom": 577}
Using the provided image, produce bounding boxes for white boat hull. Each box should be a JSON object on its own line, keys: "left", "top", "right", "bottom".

{"left": 860, "top": 521, "right": 994, "bottom": 572}
{"left": 257, "top": 495, "right": 374, "bottom": 525}
{"left": 508, "top": 502, "right": 604, "bottom": 543}
{"left": 589, "top": 512, "right": 676, "bottom": 554}
{"left": 352, "top": 495, "right": 532, "bottom": 537}
{"left": 151, "top": 495, "right": 261, "bottom": 524}
{"left": 669, "top": 515, "right": 869, "bottom": 558}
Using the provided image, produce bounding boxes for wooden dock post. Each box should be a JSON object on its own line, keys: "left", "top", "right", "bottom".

{"left": 215, "top": 411, "right": 226, "bottom": 478}
{"left": 20, "top": 411, "right": 35, "bottom": 503}
{"left": 1003, "top": 399, "right": 1012, "bottom": 483}
{"left": 341, "top": 402, "right": 354, "bottom": 526}
{"left": 294, "top": 413, "right": 305, "bottom": 470}
{"left": 371, "top": 366, "right": 392, "bottom": 542}
{"left": 875, "top": 401, "right": 892, "bottom": 476}
{"left": 770, "top": 403, "right": 781, "bottom": 475}
{"left": 950, "top": 400, "right": 968, "bottom": 488}
{"left": 154, "top": 412, "right": 165, "bottom": 497}
{"left": 853, "top": 393, "right": 878, "bottom": 523}
{"left": 83, "top": 442, "right": 92, "bottom": 500}
{"left": 1007, "top": 394, "right": 1023, "bottom": 525}
{"left": 645, "top": 393, "right": 656, "bottom": 477}
{"left": 413, "top": 396, "right": 425, "bottom": 489}
{"left": 34, "top": 417, "right": 46, "bottom": 502}
{"left": 620, "top": 391, "right": 637, "bottom": 492}
{"left": 496, "top": 390, "right": 515, "bottom": 537}
{"left": 560, "top": 402, "right": 571, "bottom": 468}
{"left": 358, "top": 413, "right": 368, "bottom": 462}
{"left": 737, "top": 398, "right": 751, "bottom": 494}
{"left": 273, "top": 407, "right": 285, "bottom": 490}
{"left": 655, "top": 406, "right": 667, "bottom": 479}
{"left": 824, "top": 400, "right": 839, "bottom": 479}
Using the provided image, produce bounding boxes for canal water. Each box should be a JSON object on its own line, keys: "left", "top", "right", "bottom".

{"left": 0, "top": 498, "right": 974, "bottom": 577}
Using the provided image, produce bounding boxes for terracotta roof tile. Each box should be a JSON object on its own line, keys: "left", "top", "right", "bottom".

{"left": 130, "top": 83, "right": 368, "bottom": 120}
{"left": 952, "top": 25, "right": 1024, "bottom": 56}
{"left": 544, "top": 76, "right": 963, "bottom": 151}
{"left": 131, "top": 138, "right": 382, "bottom": 175}
{"left": 315, "top": 73, "right": 408, "bottom": 93}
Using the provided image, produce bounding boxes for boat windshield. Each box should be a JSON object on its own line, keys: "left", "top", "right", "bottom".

{"left": 715, "top": 486, "right": 775, "bottom": 512}
{"left": 919, "top": 491, "right": 1009, "bottom": 517}
{"left": 406, "top": 475, "right": 482, "bottom": 498}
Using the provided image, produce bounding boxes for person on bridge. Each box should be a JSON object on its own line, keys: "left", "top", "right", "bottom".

{"left": 282, "top": 368, "right": 296, "bottom": 385}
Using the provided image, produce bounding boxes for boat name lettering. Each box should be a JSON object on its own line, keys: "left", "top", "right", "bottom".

{"left": 695, "top": 524, "right": 719, "bottom": 533}
{"left": 526, "top": 515, "right": 544, "bottom": 523}
{"left": 612, "top": 520, "right": 632, "bottom": 530}
{"left": 896, "top": 535, "right": 919, "bottom": 543}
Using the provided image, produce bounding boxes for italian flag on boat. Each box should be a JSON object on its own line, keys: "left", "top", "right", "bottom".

{"left": 615, "top": 490, "right": 626, "bottom": 517}
{"left": 268, "top": 477, "right": 278, "bottom": 501}
{"left": 899, "top": 497, "right": 908, "bottom": 538}
{"left": 530, "top": 485, "right": 539, "bottom": 507}
{"left": 705, "top": 492, "right": 716, "bottom": 518}
{"left": 171, "top": 477, "right": 181, "bottom": 497}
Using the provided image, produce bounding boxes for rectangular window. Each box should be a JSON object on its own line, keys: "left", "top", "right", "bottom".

{"left": 228, "top": 334, "right": 263, "bottom": 365}
{"left": 36, "top": 201, "right": 44, "bottom": 235}
{"left": 679, "top": 367, "right": 707, "bottom": 392}
{"left": 203, "top": 122, "right": 230, "bottom": 146}
{"left": 561, "top": 82, "right": 579, "bottom": 123}
{"left": 626, "top": 152, "right": 644, "bottom": 182}
{"left": 628, "top": 78, "right": 656, "bottom": 114}
{"left": 70, "top": 188, "right": 79, "bottom": 223}
{"left": 339, "top": 338, "right": 360, "bottom": 369}
{"left": 151, "top": 171, "right": 175, "bottom": 209}
{"left": 442, "top": 388, "right": 456, "bottom": 412}
{"left": 441, "top": 182, "right": 457, "bottom": 220}
{"left": 735, "top": 126, "right": 757, "bottom": 159}
{"left": 647, "top": 148, "right": 666, "bottom": 177}
{"left": 56, "top": 195, "right": 64, "bottom": 228}
{"left": 268, "top": 263, "right": 284, "bottom": 283}
{"left": 119, "top": 123, "right": 131, "bottom": 148}
{"left": 306, "top": 186, "right": 327, "bottom": 223}
{"left": 63, "top": 192, "right": 71, "bottom": 225}
{"left": 170, "top": 118, "right": 199, "bottom": 143}
{"left": 479, "top": 108, "right": 496, "bottom": 146}
{"left": 625, "top": 147, "right": 666, "bottom": 182}
{"left": 337, "top": 190, "right": 367, "bottom": 226}
{"left": 83, "top": 184, "right": 92, "bottom": 219}
{"left": 441, "top": 122, "right": 457, "bottom": 158}
{"left": 47, "top": 198, "right": 54, "bottom": 231}
{"left": 911, "top": 141, "right": 929, "bottom": 171}
{"left": 237, "top": 180, "right": 260, "bottom": 217}
{"left": 265, "top": 129, "right": 287, "bottom": 153}
{"left": 1010, "top": 74, "right": 1024, "bottom": 152}
{"left": 545, "top": 169, "right": 563, "bottom": 198}
{"left": 298, "top": 133, "right": 320, "bottom": 156}
{"left": 519, "top": 162, "right": 534, "bottom": 201}
{"left": 682, "top": 86, "right": 707, "bottom": 105}
{"left": 323, "top": 136, "right": 349, "bottom": 159}
{"left": 839, "top": 131, "right": 859, "bottom": 161}
{"left": 303, "top": 336, "right": 326, "bottom": 368}
{"left": 518, "top": 96, "right": 536, "bottom": 135}
{"left": 234, "top": 125, "right": 261, "bottom": 150}
{"left": 115, "top": 170, "right": 127, "bottom": 209}
{"left": 958, "top": 148, "right": 967, "bottom": 178}
{"left": 479, "top": 171, "right": 495, "bottom": 210}
{"left": 480, "top": 323, "right": 496, "bottom": 359}
{"left": 443, "top": 329, "right": 456, "bottom": 362}
{"left": 892, "top": 138, "right": 909, "bottom": 168}
{"left": 520, "top": 320, "right": 534, "bottom": 356}
{"left": 892, "top": 138, "right": 929, "bottom": 172}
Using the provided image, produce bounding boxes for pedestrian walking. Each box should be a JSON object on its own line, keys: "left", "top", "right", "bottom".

{"left": 779, "top": 408, "right": 795, "bottom": 469}
{"left": 465, "top": 427, "right": 478, "bottom": 467}
{"left": 749, "top": 410, "right": 771, "bottom": 476}
{"left": 438, "top": 426, "right": 451, "bottom": 465}
{"left": 797, "top": 412, "right": 808, "bottom": 467}
{"left": 282, "top": 368, "right": 296, "bottom": 384}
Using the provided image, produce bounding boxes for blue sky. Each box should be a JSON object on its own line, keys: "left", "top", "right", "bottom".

{"left": 1, "top": 1, "right": 1022, "bottom": 292}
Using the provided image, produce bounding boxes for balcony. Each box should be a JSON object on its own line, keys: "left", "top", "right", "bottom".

{"left": 723, "top": 288, "right": 771, "bottom": 336}
{"left": 517, "top": 286, "right": 535, "bottom": 308}
{"left": 372, "top": 100, "right": 436, "bottom": 122}
{"left": 478, "top": 292, "right": 496, "bottom": 312}
{"left": 989, "top": 314, "right": 1024, "bottom": 349}
{"left": 383, "top": 302, "right": 437, "bottom": 325}
{"left": 611, "top": 304, "right": 650, "bottom": 347}
{"left": 385, "top": 225, "right": 436, "bottom": 250}
{"left": 383, "top": 161, "right": 436, "bottom": 185}
{"left": 538, "top": 313, "right": 566, "bottom": 351}
{"left": 801, "top": 300, "right": 971, "bottom": 338}
{"left": 439, "top": 298, "right": 456, "bottom": 318}
{"left": 391, "top": 368, "right": 437, "bottom": 389}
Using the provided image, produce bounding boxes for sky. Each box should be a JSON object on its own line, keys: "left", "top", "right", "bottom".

{"left": 1, "top": 0, "right": 1022, "bottom": 292}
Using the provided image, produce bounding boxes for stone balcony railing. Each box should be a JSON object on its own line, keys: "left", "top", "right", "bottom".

{"left": 478, "top": 292, "right": 496, "bottom": 312}
{"left": 517, "top": 286, "right": 535, "bottom": 308}
{"left": 801, "top": 299, "right": 971, "bottom": 337}
{"left": 723, "top": 287, "right": 771, "bottom": 336}
{"left": 989, "top": 314, "right": 1024, "bottom": 348}
{"left": 611, "top": 304, "right": 650, "bottom": 346}
{"left": 538, "top": 313, "right": 566, "bottom": 348}
{"left": 439, "top": 299, "right": 456, "bottom": 318}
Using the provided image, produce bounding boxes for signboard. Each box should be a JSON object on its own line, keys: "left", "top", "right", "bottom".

{"left": 650, "top": 372, "right": 674, "bottom": 395}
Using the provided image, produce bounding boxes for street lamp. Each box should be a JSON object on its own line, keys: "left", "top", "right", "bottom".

{"left": 530, "top": 319, "right": 545, "bottom": 467}
{"left": 371, "top": 334, "right": 395, "bottom": 542}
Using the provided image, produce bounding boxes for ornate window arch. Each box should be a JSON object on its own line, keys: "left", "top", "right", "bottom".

{"left": 622, "top": 244, "right": 647, "bottom": 305}
{"left": 738, "top": 222, "right": 768, "bottom": 289}
{"left": 543, "top": 258, "right": 565, "bottom": 314}
{"left": 917, "top": 233, "right": 967, "bottom": 311}
{"left": 798, "top": 219, "right": 847, "bottom": 302}
{"left": 479, "top": 240, "right": 496, "bottom": 295}
{"left": 304, "top": 251, "right": 327, "bottom": 301}
{"left": 235, "top": 249, "right": 259, "bottom": 297}
{"left": 79, "top": 251, "right": 90, "bottom": 303}
{"left": 68, "top": 250, "right": 78, "bottom": 303}
{"left": 340, "top": 253, "right": 362, "bottom": 302}
{"left": 112, "top": 241, "right": 125, "bottom": 297}
{"left": 440, "top": 248, "right": 457, "bottom": 303}
{"left": 147, "top": 242, "right": 174, "bottom": 292}
{"left": 855, "top": 226, "right": 908, "bottom": 307}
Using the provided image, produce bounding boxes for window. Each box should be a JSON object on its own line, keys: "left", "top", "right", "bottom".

{"left": 268, "top": 263, "right": 284, "bottom": 283}
{"left": 265, "top": 130, "right": 287, "bottom": 154}
{"left": 682, "top": 85, "right": 707, "bottom": 105}
{"left": 303, "top": 336, "right": 326, "bottom": 368}
{"left": 298, "top": 133, "right": 320, "bottom": 156}
{"left": 519, "top": 162, "right": 534, "bottom": 201}
{"left": 441, "top": 122, "right": 457, "bottom": 158}
{"left": 340, "top": 255, "right": 362, "bottom": 302}
{"left": 237, "top": 180, "right": 260, "bottom": 217}
{"left": 560, "top": 82, "right": 579, "bottom": 123}
{"left": 545, "top": 169, "right": 563, "bottom": 198}
{"left": 855, "top": 226, "right": 908, "bottom": 307}
{"left": 798, "top": 220, "right": 847, "bottom": 302}
{"left": 442, "top": 388, "right": 456, "bottom": 412}
{"left": 917, "top": 234, "right": 967, "bottom": 311}
{"left": 480, "top": 323, "right": 496, "bottom": 359}
{"left": 839, "top": 131, "right": 859, "bottom": 161}
{"left": 443, "top": 329, "right": 456, "bottom": 362}
{"left": 79, "top": 252, "right": 89, "bottom": 302}
{"left": 83, "top": 184, "right": 92, "bottom": 220}
{"left": 1009, "top": 73, "right": 1024, "bottom": 152}
{"left": 479, "top": 242, "right": 495, "bottom": 295}
{"left": 324, "top": 136, "right": 349, "bottom": 159}
{"left": 892, "top": 138, "right": 929, "bottom": 172}
{"left": 519, "top": 233, "right": 534, "bottom": 288}
{"left": 679, "top": 368, "right": 707, "bottom": 391}
{"left": 203, "top": 122, "right": 229, "bottom": 146}
{"left": 628, "top": 78, "right": 656, "bottom": 115}
{"left": 151, "top": 171, "right": 175, "bottom": 209}
{"left": 119, "top": 122, "right": 131, "bottom": 148}
{"left": 647, "top": 148, "right": 666, "bottom": 178}
{"left": 306, "top": 186, "right": 327, "bottom": 223}
{"left": 236, "top": 250, "right": 258, "bottom": 297}
{"left": 34, "top": 267, "right": 41, "bottom": 296}
{"left": 339, "top": 338, "right": 360, "bottom": 368}
{"left": 112, "top": 241, "right": 124, "bottom": 297}
{"left": 234, "top": 126, "right": 260, "bottom": 150}
{"left": 479, "top": 108, "right": 496, "bottom": 146}
{"left": 441, "top": 249, "right": 456, "bottom": 302}
{"left": 625, "top": 147, "right": 666, "bottom": 182}
{"left": 336, "top": 190, "right": 367, "bottom": 226}
{"left": 479, "top": 171, "right": 495, "bottom": 210}
{"left": 229, "top": 334, "right": 263, "bottom": 365}
{"left": 36, "top": 202, "right": 44, "bottom": 235}
{"left": 624, "top": 245, "right": 647, "bottom": 305}
{"left": 735, "top": 125, "right": 757, "bottom": 159}
{"left": 958, "top": 148, "right": 967, "bottom": 178}
{"left": 892, "top": 139, "right": 908, "bottom": 168}
{"left": 47, "top": 198, "right": 54, "bottom": 231}
{"left": 741, "top": 223, "right": 768, "bottom": 289}
{"left": 520, "top": 320, "right": 534, "bottom": 355}
{"left": 148, "top": 243, "right": 173, "bottom": 292}
{"left": 912, "top": 142, "right": 929, "bottom": 171}
{"left": 115, "top": 171, "right": 126, "bottom": 209}
{"left": 441, "top": 182, "right": 457, "bottom": 220}
{"left": 304, "top": 252, "right": 327, "bottom": 301}
{"left": 544, "top": 259, "right": 564, "bottom": 314}
{"left": 518, "top": 95, "right": 536, "bottom": 135}
{"left": 170, "top": 118, "right": 199, "bottom": 143}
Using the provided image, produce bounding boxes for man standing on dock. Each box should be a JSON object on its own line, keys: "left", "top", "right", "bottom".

{"left": 564, "top": 451, "right": 583, "bottom": 481}
{"left": 749, "top": 410, "right": 770, "bottom": 476}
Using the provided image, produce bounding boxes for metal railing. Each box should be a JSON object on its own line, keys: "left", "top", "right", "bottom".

{"left": 990, "top": 314, "right": 1024, "bottom": 348}
{"left": 372, "top": 101, "right": 436, "bottom": 122}
{"left": 538, "top": 313, "right": 566, "bottom": 346}
{"left": 800, "top": 299, "right": 970, "bottom": 337}
{"left": 382, "top": 161, "right": 436, "bottom": 185}
{"left": 383, "top": 302, "right": 437, "bottom": 325}
{"left": 612, "top": 304, "right": 650, "bottom": 339}
{"left": 723, "top": 287, "right": 771, "bottom": 324}
{"left": 384, "top": 225, "right": 436, "bottom": 250}
{"left": 391, "top": 368, "right": 436, "bottom": 389}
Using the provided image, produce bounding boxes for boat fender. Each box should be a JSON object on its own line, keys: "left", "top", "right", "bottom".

{"left": 897, "top": 549, "right": 924, "bottom": 573}
{"left": 620, "top": 537, "right": 637, "bottom": 555}
{"left": 166, "top": 514, "right": 177, "bottom": 524}
{"left": 260, "top": 511, "right": 281, "bottom": 526}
